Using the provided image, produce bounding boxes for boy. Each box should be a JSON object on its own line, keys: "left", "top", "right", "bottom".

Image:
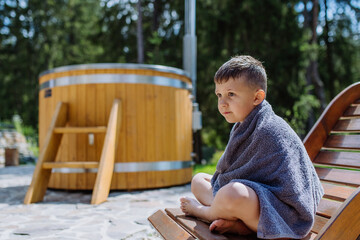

{"left": 180, "top": 55, "right": 324, "bottom": 239}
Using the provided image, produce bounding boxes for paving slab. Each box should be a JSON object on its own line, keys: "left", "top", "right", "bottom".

{"left": 0, "top": 165, "right": 193, "bottom": 239}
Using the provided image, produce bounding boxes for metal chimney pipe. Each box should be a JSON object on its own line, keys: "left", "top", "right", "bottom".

{"left": 183, "top": 0, "right": 197, "bottom": 102}
{"left": 184, "top": 0, "right": 202, "bottom": 164}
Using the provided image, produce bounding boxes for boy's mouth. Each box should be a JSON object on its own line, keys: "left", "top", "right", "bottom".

{"left": 223, "top": 112, "right": 231, "bottom": 115}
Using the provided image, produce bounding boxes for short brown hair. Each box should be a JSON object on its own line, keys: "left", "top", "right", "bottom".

{"left": 214, "top": 55, "right": 267, "bottom": 93}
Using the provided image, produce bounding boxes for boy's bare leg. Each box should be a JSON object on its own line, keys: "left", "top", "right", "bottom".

{"left": 180, "top": 182, "right": 260, "bottom": 233}
{"left": 209, "top": 219, "right": 252, "bottom": 235}
{"left": 190, "top": 173, "right": 214, "bottom": 206}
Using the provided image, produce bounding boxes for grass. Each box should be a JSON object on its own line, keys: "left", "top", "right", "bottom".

{"left": 192, "top": 149, "right": 360, "bottom": 177}
{"left": 193, "top": 162, "right": 217, "bottom": 175}
{"left": 192, "top": 150, "right": 223, "bottom": 176}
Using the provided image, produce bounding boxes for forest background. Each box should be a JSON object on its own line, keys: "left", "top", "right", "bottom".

{"left": 0, "top": 0, "right": 359, "bottom": 162}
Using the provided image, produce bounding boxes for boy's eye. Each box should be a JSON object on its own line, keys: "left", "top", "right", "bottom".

{"left": 216, "top": 93, "right": 222, "bottom": 98}
{"left": 228, "top": 92, "right": 235, "bottom": 97}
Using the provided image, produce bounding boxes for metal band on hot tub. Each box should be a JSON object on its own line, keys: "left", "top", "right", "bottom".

{"left": 51, "top": 160, "right": 193, "bottom": 173}
{"left": 39, "top": 74, "right": 192, "bottom": 91}
{"left": 39, "top": 63, "right": 190, "bottom": 78}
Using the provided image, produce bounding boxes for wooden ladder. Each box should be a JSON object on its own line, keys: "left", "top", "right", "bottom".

{"left": 24, "top": 99, "right": 122, "bottom": 205}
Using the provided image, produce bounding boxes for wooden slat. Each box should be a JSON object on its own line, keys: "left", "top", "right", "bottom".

{"left": 95, "top": 84, "right": 106, "bottom": 179}
{"left": 303, "top": 232, "right": 318, "bottom": 240}
{"left": 332, "top": 119, "right": 360, "bottom": 132}
{"left": 304, "top": 82, "right": 360, "bottom": 160}
{"left": 315, "top": 187, "right": 360, "bottom": 240}
{"left": 125, "top": 84, "right": 138, "bottom": 189}
{"left": 113, "top": 83, "right": 126, "bottom": 189}
{"left": 321, "top": 182, "right": 357, "bottom": 202}
{"left": 91, "top": 99, "right": 121, "bottom": 204}
{"left": 323, "top": 135, "right": 360, "bottom": 150}
{"left": 314, "top": 151, "right": 360, "bottom": 169}
{"left": 136, "top": 84, "right": 147, "bottom": 188}
{"left": 165, "top": 208, "right": 251, "bottom": 240}
{"left": 42, "top": 161, "right": 99, "bottom": 169}
{"left": 53, "top": 126, "right": 107, "bottom": 134}
{"left": 316, "top": 199, "right": 342, "bottom": 218}
{"left": 315, "top": 167, "right": 360, "bottom": 187}
{"left": 343, "top": 105, "right": 360, "bottom": 116}
{"left": 145, "top": 85, "right": 156, "bottom": 189}
{"left": 68, "top": 85, "right": 77, "bottom": 189}
{"left": 311, "top": 215, "right": 329, "bottom": 234}
{"left": 86, "top": 84, "right": 97, "bottom": 188}
{"left": 148, "top": 210, "right": 196, "bottom": 240}
{"left": 24, "top": 102, "right": 68, "bottom": 204}
{"left": 77, "top": 84, "right": 87, "bottom": 189}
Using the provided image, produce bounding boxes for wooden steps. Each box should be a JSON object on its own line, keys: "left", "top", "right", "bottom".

{"left": 321, "top": 182, "right": 356, "bottom": 202}
{"left": 148, "top": 208, "right": 246, "bottom": 240}
{"left": 303, "top": 83, "right": 360, "bottom": 239}
{"left": 42, "top": 161, "right": 99, "bottom": 169}
{"left": 314, "top": 151, "right": 360, "bottom": 169}
{"left": 315, "top": 167, "right": 360, "bottom": 187}
{"left": 53, "top": 126, "right": 107, "bottom": 134}
{"left": 149, "top": 210, "right": 196, "bottom": 240}
{"left": 24, "top": 99, "right": 122, "bottom": 205}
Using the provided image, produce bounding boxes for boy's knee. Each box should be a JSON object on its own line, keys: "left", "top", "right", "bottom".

{"left": 191, "top": 173, "right": 209, "bottom": 189}
{"left": 192, "top": 173, "right": 205, "bottom": 181}
{"left": 218, "top": 182, "right": 253, "bottom": 208}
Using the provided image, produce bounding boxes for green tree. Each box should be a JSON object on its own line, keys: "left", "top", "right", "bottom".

{"left": 196, "top": 0, "right": 313, "bottom": 147}
{"left": 318, "top": 0, "right": 360, "bottom": 100}
{"left": 0, "top": 0, "right": 103, "bottom": 129}
{"left": 97, "top": 0, "right": 183, "bottom": 67}
{"left": 0, "top": 0, "right": 359, "bottom": 156}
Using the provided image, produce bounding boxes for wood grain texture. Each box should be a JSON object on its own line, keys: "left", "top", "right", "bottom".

{"left": 40, "top": 69, "right": 192, "bottom": 190}
{"left": 53, "top": 126, "right": 107, "bottom": 133}
{"left": 321, "top": 182, "right": 356, "bottom": 202}
{"left": 148, "top": 210, "right": 196, "bottom": 240}
{"left": 315, "top": 167, "right": 360, "bottom": 187}
{"left": 343, "top": 105, "right": 360, "bottom": 116}
{"left": 323, "top": 135, "right": 360, "bottom": 150}
{"left": 303, "top": 82, "right": 360, "bottom": 160}
{"left": 24, "top": 102, "right": 68, "bottom": 204}
{"left": 165, "top": 208, "right": 246, "bottom": 240}
{"left": 316, "top": 187, "right": 360, "bottom": 240}
{"left": 42, "top": 161, "right": 99, "bottom": 169}
{"left": 311, "top": 215, "right": 329, "bottom": 234}
{"left": 314, "top": 151, "right": 360, "bottom": 169}
{"left": 91, "top": 99, "right": 121, "bottom": 204}
{"left": 316, "top": 199, "right": 342, "bottom": 218}
{"left": 332, "top": 119, "right": 360, "bottom": 132}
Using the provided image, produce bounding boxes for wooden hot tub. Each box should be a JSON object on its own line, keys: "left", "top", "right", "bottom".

{"left": 38, "top": 63, "right": 193, "bottom": 190}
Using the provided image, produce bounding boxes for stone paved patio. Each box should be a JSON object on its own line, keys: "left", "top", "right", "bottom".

{"left": 0, "top": 165, "right": 193, "bottom": 239}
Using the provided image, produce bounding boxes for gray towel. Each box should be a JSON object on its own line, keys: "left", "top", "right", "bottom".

{"left": 211, "top": 100, "right": 324, "bottom": 239}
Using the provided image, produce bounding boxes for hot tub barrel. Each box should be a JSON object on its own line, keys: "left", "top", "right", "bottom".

{"left": 38, "top": 64, "right": 193, "bottom": 190}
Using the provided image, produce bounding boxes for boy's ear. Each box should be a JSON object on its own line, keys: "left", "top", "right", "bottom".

{"left": 254, "top": 89, "right": 266, "bottom": 105}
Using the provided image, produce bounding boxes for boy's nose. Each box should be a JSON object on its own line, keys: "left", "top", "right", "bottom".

{"left": 219, "top": 99, "right": 228, "bottom": 107}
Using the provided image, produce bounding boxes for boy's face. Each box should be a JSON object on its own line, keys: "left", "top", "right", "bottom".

{"left": 215, "top": 77, "right": 260, "bottom": 123}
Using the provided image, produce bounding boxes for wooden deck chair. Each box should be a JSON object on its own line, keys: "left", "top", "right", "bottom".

{"left": 148, "top": 82, "right": 360, "bottom": 240}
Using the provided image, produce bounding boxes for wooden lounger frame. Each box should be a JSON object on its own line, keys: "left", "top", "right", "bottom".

{"left": 148, "top": 82, "right": 360, "bottom": 240}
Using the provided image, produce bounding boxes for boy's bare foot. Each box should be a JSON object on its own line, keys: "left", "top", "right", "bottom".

{"left": 180, "top": 197, "right": 203, "bottom": 216}
{"left": 209, "top": 219, "right": 253, "bottom": 235}
{"left": 180, "top": 197, "right": 215, "bottom": 224}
